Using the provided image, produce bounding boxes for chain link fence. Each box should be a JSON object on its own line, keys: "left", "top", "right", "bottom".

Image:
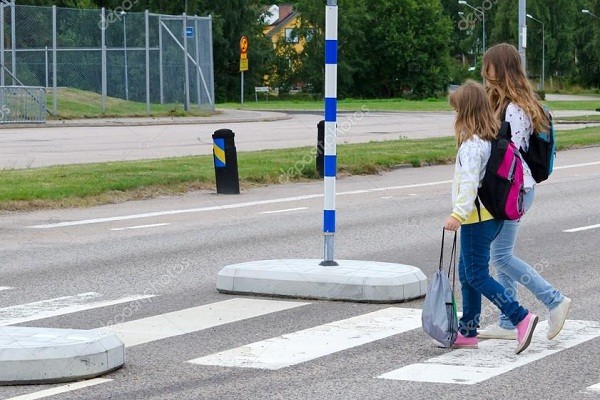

{"left": 0, "top": 2, "right": 214, "bottom": 120}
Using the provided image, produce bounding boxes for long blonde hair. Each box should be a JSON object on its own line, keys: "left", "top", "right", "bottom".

{"left": 482, "top": 43, "right": 549, "bottom": 132}
{"left": 448, "top": 80, "right": 499, "bottom": 146}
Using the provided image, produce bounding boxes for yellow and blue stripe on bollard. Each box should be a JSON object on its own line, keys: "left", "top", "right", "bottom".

{"left": 213, "top": 138, "right": 226, "bottom": 167}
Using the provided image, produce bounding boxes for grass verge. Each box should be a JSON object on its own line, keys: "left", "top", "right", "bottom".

{"left": 2, "top": 126, "right": 599, "bottom": 212}
{"left": 44, "top": 88, "right": 600, "bottom": 117}
{"left": 220, "top": 98, "right": 454, "bottom": 112}
{"left": 221, "top": 98, "right": 600, "bottom": 113}
{"left": 47, "top": 88, "right": 214, "bottom": 119}
{"left": 557, "top": 115, "right": 600, "bottom": 123}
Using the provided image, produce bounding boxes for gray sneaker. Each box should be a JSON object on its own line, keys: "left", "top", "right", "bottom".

{"left": 547, "top": 297, "right": 572, "bottom": 340}
{"left": 477, "top": 324, "right": 517, "bottom": 340}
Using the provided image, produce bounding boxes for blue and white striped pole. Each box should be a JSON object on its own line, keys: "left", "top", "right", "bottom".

{"left": 321, "top": 0, "right": 338, "bottom": 266}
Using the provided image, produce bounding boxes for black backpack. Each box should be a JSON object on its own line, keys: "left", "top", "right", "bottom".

{"left": 503, "top": 105, "right": 556, "bottom": 183}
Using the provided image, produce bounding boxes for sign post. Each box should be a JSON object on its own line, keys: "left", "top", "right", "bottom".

{"left": 239, "top": 35, "right": 249, "bottom": 104}
{"left": 321, "top": 0, "right": 338, "bottom": 266}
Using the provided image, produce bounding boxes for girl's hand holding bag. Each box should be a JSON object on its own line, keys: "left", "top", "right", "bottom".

{"left": 421, "top": 229, "right": 459, "bottom": 348}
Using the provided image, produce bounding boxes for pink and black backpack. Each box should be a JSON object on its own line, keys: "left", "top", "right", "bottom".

{"left": 476, "top": 121, "right": 525, "bottom": 220}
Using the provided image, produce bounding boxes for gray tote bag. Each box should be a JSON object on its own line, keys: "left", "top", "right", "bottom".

{"left": 421, "top": 230, "right": 459, "bottom": 348}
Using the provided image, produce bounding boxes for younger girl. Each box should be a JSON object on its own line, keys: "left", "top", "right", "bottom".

{"left": 445, "top": 81, "right": 537, "bottom": 354}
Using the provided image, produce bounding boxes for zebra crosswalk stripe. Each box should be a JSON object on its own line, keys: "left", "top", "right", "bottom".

{"left": 587, "top": 382, "right": 600, "bottom": 393}
{"left": 0, "top": 292, "right": 155, "bottom": 326}
{"left": 97, "top": 298, "right": 310, "bottom": 347}
{"left": 378, "top": 319, "right": 600, "bottom": 385}
{"left": 188, "top": 307, "right": 422, "bottom": 370}
{"left": 3, "top": 378, "right": 112, "bottom": 400}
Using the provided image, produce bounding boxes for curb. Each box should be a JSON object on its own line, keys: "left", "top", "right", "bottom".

{"left": 216, "top": 259, "right": 427, "bottom": 303}
{"left": 0, "top": 327, "right": 124, "bottom": 385}
{"left": 0, "top": 110, "right": 292, "bottom": 129}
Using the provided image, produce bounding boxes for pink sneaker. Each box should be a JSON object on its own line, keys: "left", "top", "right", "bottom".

{"left": 515, "top": 312, "right": 539, "bottom": 354}
{"left": 453, "top": 333, "right": 478, "bottom": 349}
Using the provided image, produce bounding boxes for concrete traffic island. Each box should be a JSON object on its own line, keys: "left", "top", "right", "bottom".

{"left": 216, "top": 259, "right": 427, "bottom": 303}
{"left": 0, "top": 327, "right": 124, "bottom": 385}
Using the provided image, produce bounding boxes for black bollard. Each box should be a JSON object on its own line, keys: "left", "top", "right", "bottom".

{"left": 316, "top": 120, "right": 325, "bottom": 178}
{"left": 212, "top": 129, "right": 240, "bottom": 194}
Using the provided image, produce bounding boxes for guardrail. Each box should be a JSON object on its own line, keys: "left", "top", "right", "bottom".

{"left": 0, "top": 86, "right": 46, "bottom": 124}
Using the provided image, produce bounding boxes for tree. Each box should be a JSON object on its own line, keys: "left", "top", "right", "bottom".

{"left": 285, "top": 0, "right": 451, "bottom": 99}
{"left": 358, "top": 0, "right": 452, "bottom": 98}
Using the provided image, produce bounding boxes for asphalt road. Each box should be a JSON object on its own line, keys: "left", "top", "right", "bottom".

{"left": 1, "top": 146, "right": 599, "bottom": 399}
{"left": 0, "top": 109, "right": 598, "bottom": 169}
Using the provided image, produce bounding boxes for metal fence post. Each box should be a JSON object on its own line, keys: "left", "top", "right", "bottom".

{"left": 158, "top": 16, "right": 164, "bottom": 104}
{"left": 101, "top": 7, "right": 107, "bottom": 114}
{"left": 208, "top": 14, "right": 215, "bottom": 111}
{"left": 10, "top": 0, "right": 15, "bottom": 85}
{"left": 52, "top": 5, "right": 57, "bottom": 115}
{"left": 194, "top": 17, "right": 201, "bottom": 106}
{"left": 1, "top": 3, "right": 5, "bottom": 87}
{"left": 145, "top": 10, "right": 150, "bottom": 114}
{"left": 45, "top": 46, "right": 48, "bottom": 89}
{"left": 122, "top": 12, "right": 129, "bottom": 101}
{"left": 183, "top": 12, "right": 190, "bottom": 112}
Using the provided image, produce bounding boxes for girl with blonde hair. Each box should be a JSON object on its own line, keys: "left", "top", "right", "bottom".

{"left": 445, "top": 80, "right": 538, "bottom": 354}
{"left": 478, "top": 43, "right": 571, "bottom": 341}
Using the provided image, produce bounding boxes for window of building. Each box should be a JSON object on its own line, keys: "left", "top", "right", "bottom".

{"left": 285, "top": 28, "right": 299, "bottom": 43}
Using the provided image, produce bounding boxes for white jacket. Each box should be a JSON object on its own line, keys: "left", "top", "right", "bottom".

{"left": 451, "top": 135, "right": 492, "bottom": 224}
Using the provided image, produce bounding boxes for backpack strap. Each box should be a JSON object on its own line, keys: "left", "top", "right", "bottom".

{"left": 474, "top": 197, "right": 482, "bottom": 222}
{"left": 499, "top": 120, "right": 512, "bottom": 141}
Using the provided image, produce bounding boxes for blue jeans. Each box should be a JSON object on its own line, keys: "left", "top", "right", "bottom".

{"left": 491, "top": 188, "right": 564, "bottom": 329}
{"left": 458, "top": 219, "right": 529, "bottom": 337}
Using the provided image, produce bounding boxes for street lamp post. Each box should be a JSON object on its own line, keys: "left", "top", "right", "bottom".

{"left": 458, "top": 11, "right": 478, "bottom": 70}
{"left": 459, "top": 0, "right": 485, "bottom": 52}
{"left": 121, "top": 11, "right": 129, "bottom": 101}
{"left": 582, "top": 9, "right": 600, "bottom": 21}
{"left": 526, "top": 13, "right": 545, "bottom": 90}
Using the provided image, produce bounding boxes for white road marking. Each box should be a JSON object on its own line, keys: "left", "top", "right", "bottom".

{"left": 0, "top": 286, "right": 13, "bottom": 291}
{"left": 27, "top": 180, "right": 453, "bottom": 229}
{"left": 587, "top": 382, "right": 600, "bottom": 393}
{"left": 97, "top": 298, "right": 310, "bottom": 348}
{"left": 260, "top": 207, "right": 308, "bottom": 214}
{"left": 20, "top": 159, "right": 600, "bottom": 230}
{"left": 554, "top": 161, "right": 600, "bottom": 170}
{"left": 0, "top": 293, "right": 155, "bottom": 326}
{"left": 378, "top": 320, "right": 600, "bottom": 385}
{"left": 563, "top": 223, "right": 600, "bottom": 233}
{"left": 4, "top": 378, "right": 112, "bottom": 400}
{"left": 110, "top": 223, "right": 170, "bottom": 231}
{"left": 188, "top": 307, "right": 422, "bottom": 370}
